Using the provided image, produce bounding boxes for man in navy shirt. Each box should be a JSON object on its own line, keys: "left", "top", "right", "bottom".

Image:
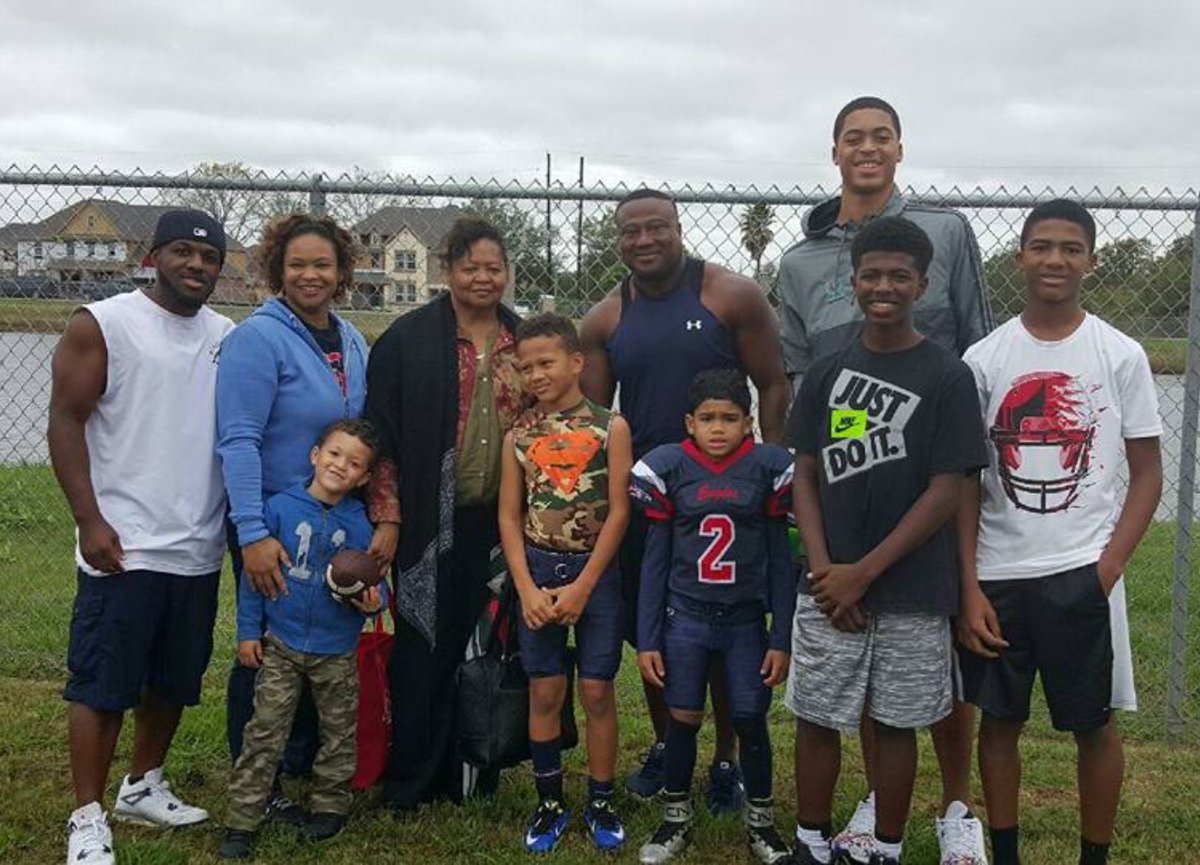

{"left": 580, "top": 189, "right": 789, "bottom": 811}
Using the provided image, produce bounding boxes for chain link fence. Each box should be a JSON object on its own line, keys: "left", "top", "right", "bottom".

{"left": 0, "top": 167, "right": 1195, "bottom": 743}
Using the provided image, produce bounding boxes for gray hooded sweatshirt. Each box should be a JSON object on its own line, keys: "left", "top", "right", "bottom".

{"left": 777, "top": 187, "right": 993, "bottom": 388}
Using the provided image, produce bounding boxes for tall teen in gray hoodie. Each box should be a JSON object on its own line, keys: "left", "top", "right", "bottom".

{"left": 778, "top": 97, "right": 992, "bottom": 865}
{"left": 778, "top": 98, "right": 993, "bottom": 393}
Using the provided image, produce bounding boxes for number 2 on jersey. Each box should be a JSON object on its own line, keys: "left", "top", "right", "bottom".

{"left": 697, "top": 514, "right": 736, "bottom": 584}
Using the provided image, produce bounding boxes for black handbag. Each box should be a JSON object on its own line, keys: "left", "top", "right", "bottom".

{"left": 456, "top": 578, "right": 530, "bottom": 769}
{"left": 456, "top": 577, "right": 579, "bottom": 768}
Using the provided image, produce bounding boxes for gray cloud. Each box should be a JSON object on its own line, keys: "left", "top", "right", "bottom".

{"left": 2, "top": 0, "right": 1198, "bottom": 193}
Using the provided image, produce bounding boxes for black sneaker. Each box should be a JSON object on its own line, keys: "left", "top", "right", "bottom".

{"left": 867, "top": 853, "right": 899, "bottom": 865}
{"left": 304, "top": 811, "right": 346, "bottom": 842}
{"left": 705, "top": 761, "right": 745, "bottom": 816}
{"left": 219, "top": 828, "right": 255, "bottom": 860}
{"left": 264, "top": 788, "right": 307, "bottom": 827}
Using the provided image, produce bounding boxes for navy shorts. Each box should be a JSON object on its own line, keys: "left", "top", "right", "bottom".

{"left": 662, "top": 595, "right": 771, "bottom": 719}
{"left": 516, "top": 545, "right": 623, "bottom": 682}
{"left": 64, "top": 568, "right": 220, "bottom": 712}
{"left": 959, "top": 563, "right": 1113, "bottom": 733}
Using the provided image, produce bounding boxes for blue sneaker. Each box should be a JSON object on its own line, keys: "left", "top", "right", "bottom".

{"left": 625, "top": 742, "right": 666, "bottom": 799}
{"left": 705, "top": 761, "right": 745, "bottom": 816}
{"left": 524, "top": 800, "right": 570, "bottom": 854}
{"left": 584, "top": 799, "right": 626, "bottom": 851}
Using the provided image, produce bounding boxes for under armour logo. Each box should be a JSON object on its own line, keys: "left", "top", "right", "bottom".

{"left": 192, "top": 227, "right": 209, "bottom": 238}
{"left": 686, "top": 320, "right": 702, "bottom": 331}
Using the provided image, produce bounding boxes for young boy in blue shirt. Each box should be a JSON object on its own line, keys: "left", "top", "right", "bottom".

{"left": 220, "top": 419, "right": 385, "bottom": 860}
{"left": 631, "top": 369, "right": 796, "bottom": 865}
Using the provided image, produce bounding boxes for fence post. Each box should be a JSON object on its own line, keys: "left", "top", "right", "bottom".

{"left": 309, "top": 173, "right": 326, "bottom": 218}
{"left": 1166, "top": 209, "right": 1200, "bottom": 742}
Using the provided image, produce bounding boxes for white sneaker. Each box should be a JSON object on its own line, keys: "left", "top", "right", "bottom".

{"left": 936, "top": 801, "right": 988, "bottom": 865}
{"left": 113, "top": 767, "right": 209, "bottom": 827}
{"left": 832, "top": 793, "right": 879, "bottom": 864}
{"left": 66, "top": 802, "right": 114, "bottom": 865}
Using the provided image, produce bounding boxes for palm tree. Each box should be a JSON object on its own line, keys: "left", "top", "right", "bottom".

{"left": 740, "top": 203, "right": 775, "bottom": 285}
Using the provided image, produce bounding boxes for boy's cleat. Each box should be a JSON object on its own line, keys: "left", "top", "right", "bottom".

{"left": 113, "top": 769, "right": 209, "bottom": 827}
{"left": 744, "top": 798, "right": 792, "bottom": 864}
{"left": 866, "top": 854, "right": 899, "bottom": 865}
{"left": 584, "top": 799, "right": 626, "bottom": 851}
{"left": 524, "top": 800, "right": 570, "bottom": 854}
{"left": 264, "top": 788, "right": 308, "bottom": 827}
{"left": 705, "top": 760, "right": 745, "bottom": 816}
{"left": 832, "top": 795, "right": 877, "bottom": 864}
{"left": 625, "top": 741, "right": 666, "bottom": 799}
{"left": 936, "top": 801, "right": 988, "bottom": 864}
{"left": 66, "top": 803, "right": 114, "bottom": 865}
{"left": 218, "top": 828, "right": 255, "bottom": 860}
{"left": 747, "top": 825, "right": 794, "bottom": 864}
{"left": 638, "top": 795, "right": 693, "bottom": 864}
{"left": 638, "top": 820, "right": 692, "bottom": 864}
{"left": 303, "top": 812, "right": 346, "bottom": 843}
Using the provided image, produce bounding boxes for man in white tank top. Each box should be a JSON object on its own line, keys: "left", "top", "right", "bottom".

{"left": 48, "top": 210, "right": 234, "bottom": 865}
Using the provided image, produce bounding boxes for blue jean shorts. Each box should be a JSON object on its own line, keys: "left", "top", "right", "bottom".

{"left": 515, "top": 545, "right": 623, "bottom": 682}
{"left": 64, "top": 568, "right": 220, "bottom": 712}
{"left": 662, "top": 594, "right": 771, "bottom": 719}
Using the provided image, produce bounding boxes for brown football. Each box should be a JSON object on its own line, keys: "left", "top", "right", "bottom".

{"left": 325, "top": 549, "right": 382, "bottom": 603}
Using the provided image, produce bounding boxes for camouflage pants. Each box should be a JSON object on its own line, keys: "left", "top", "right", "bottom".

{"left": 226, "top": 636, "right": 358, "bottom": 831}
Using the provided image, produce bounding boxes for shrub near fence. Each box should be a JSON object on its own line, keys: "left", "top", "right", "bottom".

{"left": 0, "top": 167, "right": 1195, "bottom": 743}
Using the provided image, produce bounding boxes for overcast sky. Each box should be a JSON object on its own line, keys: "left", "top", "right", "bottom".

{"left": 2, "top": 0, "right": 1198, "bottom": 196}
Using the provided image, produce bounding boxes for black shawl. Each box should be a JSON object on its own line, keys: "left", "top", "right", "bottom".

{"left": 365, "top": 293, "right": 521, "bottom": 648}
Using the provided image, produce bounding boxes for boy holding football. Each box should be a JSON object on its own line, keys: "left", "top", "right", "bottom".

{"left": 220, "top": 419, "right": 385, "bottom": 859}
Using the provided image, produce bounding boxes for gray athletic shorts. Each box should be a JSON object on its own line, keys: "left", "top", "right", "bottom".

{"left": 784, "top": 594, "right": 954, "bottom": 730}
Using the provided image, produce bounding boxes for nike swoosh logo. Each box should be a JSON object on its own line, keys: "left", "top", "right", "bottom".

{"left": 834, "top": 417, "right": 857, "bottom": 432}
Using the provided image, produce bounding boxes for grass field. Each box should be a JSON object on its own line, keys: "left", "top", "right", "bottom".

{"left": 0, "top": 465, "right": 1197, "bottom": 863}
{"left": 0, "top": 297, "right": 1192, "bottom": 372}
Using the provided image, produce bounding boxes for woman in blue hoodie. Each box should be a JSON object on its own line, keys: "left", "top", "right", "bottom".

{"left": 216, "top": 213, "right": 369, "bottom": 820}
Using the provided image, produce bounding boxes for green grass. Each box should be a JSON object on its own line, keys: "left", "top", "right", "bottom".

{"left": 0, "top": 464, "right": 1197, "bottom": 862}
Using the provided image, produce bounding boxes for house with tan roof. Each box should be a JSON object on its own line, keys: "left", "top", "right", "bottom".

{"left": 0, "top": 199, "right": 253, "bottom": 303}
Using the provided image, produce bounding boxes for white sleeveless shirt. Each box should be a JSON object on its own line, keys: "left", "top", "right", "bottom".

{"left": 78, "top": 290, "right": 234, "bottom": 576}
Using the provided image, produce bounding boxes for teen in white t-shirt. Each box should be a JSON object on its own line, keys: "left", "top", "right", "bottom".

{"left": 956, "top": 200, "right": 1163, "bottom": 865}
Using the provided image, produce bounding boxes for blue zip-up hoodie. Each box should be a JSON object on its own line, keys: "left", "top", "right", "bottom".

{"left": 217, "top": 299, "right": 369, "bottom": 546}
{"left": 237, "top": 484, "right": 383, "bottom": 656}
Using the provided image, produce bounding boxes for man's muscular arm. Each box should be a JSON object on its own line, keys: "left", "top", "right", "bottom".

{"left": 47, "top": 309, "right": 124, "bottom": 573}
{"left": 706, "top": 268, "right": 789, "bottom": 442}
{"left": 579, "top": 293, "right": 620, "bottom": 408}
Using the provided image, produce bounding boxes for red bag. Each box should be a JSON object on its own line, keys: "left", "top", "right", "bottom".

{"left": 352, "top": 610, "right": 392, "bottom": 790}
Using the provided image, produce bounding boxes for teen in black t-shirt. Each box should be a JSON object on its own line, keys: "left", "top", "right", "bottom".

{"left": 784, "top": 217, "right": 987, "bottom": 865}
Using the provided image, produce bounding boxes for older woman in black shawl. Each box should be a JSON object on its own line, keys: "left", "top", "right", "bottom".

{"left": 365, "top": 217, "right": 527, "bottom": 810}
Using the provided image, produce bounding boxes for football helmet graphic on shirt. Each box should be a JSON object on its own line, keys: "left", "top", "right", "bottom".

{"left": 990, "top": 371, "right": 1098, "bottom": 514}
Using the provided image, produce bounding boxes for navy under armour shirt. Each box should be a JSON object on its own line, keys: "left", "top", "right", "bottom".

{"left": 607, "top": 257, "right": 744, "bottom": 458}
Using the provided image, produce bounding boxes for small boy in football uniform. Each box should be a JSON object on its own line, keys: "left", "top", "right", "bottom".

{"left": 220, "top": 420, "right": 385, "bottom": 860}
{"left": 498, "top": 313, "right": 633, "bottom": 853}
{"left": 631, "top": 368, "right": 796, "bottom": 865}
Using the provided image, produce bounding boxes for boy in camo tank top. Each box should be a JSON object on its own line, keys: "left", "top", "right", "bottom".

{"left": 499, "top": 314, "right": 634, "bottom": 854}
